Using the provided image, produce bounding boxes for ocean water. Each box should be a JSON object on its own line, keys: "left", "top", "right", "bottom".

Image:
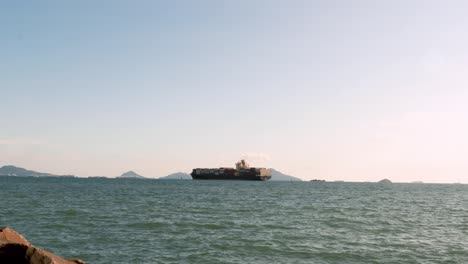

{"left": 1, "top": 177, "right": 467, "bottom": 264}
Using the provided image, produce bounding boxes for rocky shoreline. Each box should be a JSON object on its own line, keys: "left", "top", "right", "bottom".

{"left": 0, "top": 227, "right": 85, "bottom": 264}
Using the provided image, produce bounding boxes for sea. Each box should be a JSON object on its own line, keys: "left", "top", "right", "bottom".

{"left": 1, "top": 177, "right": 467, "bottom": 264}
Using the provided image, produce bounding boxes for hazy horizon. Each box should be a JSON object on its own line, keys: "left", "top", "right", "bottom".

{"left": 0, "top": 163, "right": 460, "bottom": 184}
{"left": 2, "top": 1, "right": 468, "bottom": 183}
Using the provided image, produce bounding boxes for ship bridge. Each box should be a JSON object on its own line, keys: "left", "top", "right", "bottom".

{"left": 235, "top": 159, "right": 249, "bottom": 170}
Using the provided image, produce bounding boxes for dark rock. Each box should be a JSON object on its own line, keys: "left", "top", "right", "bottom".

{"left": 0, "top": 227, "right": 85, "bottom": 264}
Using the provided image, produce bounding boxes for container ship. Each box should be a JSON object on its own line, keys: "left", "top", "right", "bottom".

{"left": 191, "top": 160, "right": 272, "bottom": 181}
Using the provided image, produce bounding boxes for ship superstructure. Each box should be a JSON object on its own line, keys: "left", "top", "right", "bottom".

{"left": 191, "top": 160, "right": 271, "bottom": 181}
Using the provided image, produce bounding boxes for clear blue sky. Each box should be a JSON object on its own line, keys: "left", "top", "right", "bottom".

{"left": 2, "top": 1, "right": 468, "bottom": 182}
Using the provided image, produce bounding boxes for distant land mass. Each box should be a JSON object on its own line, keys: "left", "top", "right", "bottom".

{"left": 0, "top": 165, "right": 301, "bottom": 181}
{"left": 378, "top": 178, "right": 392, "bottom": 184}
{"left": 270, "top": 169, "right": 302, "bottom": 181}
{"left": 117, "top": 171, "right": 146, "bottom": 179}
{"left": 0, "top": 165, "right": 74, "bottom": 177}
{"left": 159, "top": 172, "right": 191, "bottom": 180}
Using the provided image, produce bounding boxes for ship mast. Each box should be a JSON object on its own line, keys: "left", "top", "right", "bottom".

{"left": 235, "top": 159, "right": 250, "bottom": 170}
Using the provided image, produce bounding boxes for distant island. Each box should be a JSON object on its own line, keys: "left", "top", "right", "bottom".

{"left": 159, "top": 172, "right": 191, "bottom": 180}
{"left": 378, "top": 178, "right": 392, "bottom": 184}
{"left": 270, "top": 169, "right": 302, "bottom": 181}
{"left": 117, "top": 171, "right": 146, "bottom": 179}
{"left": 0, "top": 165, "right": 75, "bottom": 178}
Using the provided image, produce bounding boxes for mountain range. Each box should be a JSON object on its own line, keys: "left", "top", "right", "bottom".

{"left": 0, "top": 165, "right": 302, "bottom": 181}
{"left": 0, "top": 165, "right": 72, "bottom": 177}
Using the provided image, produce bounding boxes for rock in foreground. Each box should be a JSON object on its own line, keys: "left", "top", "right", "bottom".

{"left": 0, "top": 227, "right": 85, "bottom": 264}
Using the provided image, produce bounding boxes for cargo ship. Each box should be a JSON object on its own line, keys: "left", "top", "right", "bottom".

{"left": 191, "top": 160, "right": 272, "bottom": 181}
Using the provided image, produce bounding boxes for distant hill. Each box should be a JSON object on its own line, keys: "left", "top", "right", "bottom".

{"left": 0, "top": 165, "right": 52, "bottom": 177}
{"left": 0, "top": 165, "right": 74, "bottom": 177}
{"left": 117, "top": 171, "right": 145, "bottom": 179}
{"left": 378, "top": 178, "right": 392, "bottom": 184}
{"left": 270, "top": 169, "right": 302, "bottom": 181}
{"left": 159, "top": 172, "right": 191, "bottom": 180}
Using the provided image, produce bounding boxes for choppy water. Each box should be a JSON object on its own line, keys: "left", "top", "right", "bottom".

{"left": 1, "top": 177, "right": 467, "bottom": 263}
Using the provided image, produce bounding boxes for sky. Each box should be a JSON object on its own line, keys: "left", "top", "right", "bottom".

{"left": 1, "top": 1, "right": 468, "bottom": 183}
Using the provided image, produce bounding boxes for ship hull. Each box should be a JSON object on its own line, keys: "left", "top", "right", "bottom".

{"left": 191, "top": 162, "right": 272, "bottom": 181}
{"left": 191, "top": 174, "right": 271, "bottom": 181}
